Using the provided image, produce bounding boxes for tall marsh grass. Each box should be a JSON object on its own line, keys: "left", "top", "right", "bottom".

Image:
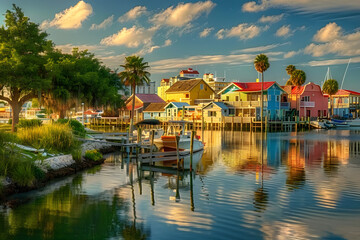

{"left": 17, "top": 124, "right": 78, "bottom": 153}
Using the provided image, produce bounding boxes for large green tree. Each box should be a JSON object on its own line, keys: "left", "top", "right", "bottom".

{"left": 45, "top": 48, "right": 123, "bottom": 118}
{"left": 0, "top": 5, "right": 51, "bottom": 131}
{"left": 290, "top": 69, "right": 306, "bottom": 86}
{"left": 254, "top": 54, "right": 270, "bottom": 129}
{"left": 119, "top": 56, "right": 150, "bottom": 133}
{"left": 322, "top": 79, "right": 339, "bottom": 117}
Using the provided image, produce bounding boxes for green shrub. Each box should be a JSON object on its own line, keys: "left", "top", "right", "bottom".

{"left": 56, "top": 119, "right": 86, "bottom": 138}
{"left": 17, "top": 119, "right": 42, "bottom": 128}
{"left": 84, "top": 149, "right": 103, "bottom": 161}
{"left": 17, "top": 124, "right": 77, "bottom": 153}
{"left": 11, "top": 162, "right": 35, "bottom": 187}
{"left": 71, "top": 147, "right": 83, "bottom": 163}
{"left": 33, "top": 165, "right": 46, "bottom": 181}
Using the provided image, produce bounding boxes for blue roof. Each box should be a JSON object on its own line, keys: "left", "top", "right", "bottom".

{"left": 165, "top": 102, "right": 190, "bottom": 109}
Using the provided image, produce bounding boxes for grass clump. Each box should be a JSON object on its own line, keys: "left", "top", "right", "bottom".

{"left": 71, "top": 147, "right": 83, "bottom": 163}
{"left": 17, "top": 119, "right": 42, "bottom": 128}
{"left": 84, "top": 149, "right": 103, "bottom": 161}
{"left": 11, "top": 162, "right": 36, "bottom": 187}
{"left": 56, "top": 119, "right": 86, "bottom": 138}
{"left": 17, "top": 124, "right": 77, "bottom": 153}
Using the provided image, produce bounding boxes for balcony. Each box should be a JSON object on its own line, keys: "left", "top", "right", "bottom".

{"left": 280, "top": 102, "right": 290, "bottom": 109}
{"left": 226, "top": 101, "right": 266, "bottom": 108}
{"left": 300, "top": 101, "right": 315, "bottom": 107}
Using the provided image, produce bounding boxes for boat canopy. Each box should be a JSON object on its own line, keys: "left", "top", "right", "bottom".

{"left": 134, "top": 119, "right": 161, "bottom": 126}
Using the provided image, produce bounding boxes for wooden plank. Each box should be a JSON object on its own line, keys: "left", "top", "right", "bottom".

{"left": 140, "top": 156, "right": 184, "bottom": 163}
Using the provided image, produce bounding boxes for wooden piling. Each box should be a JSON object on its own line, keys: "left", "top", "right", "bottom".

{"left": 175, "top": 135, "right": 180, "bottom": 170}
{"left": 190, "top": 130, "right": 195, "bottom": 172}
{"left": 149, "top": 129, "right": 155, "bottom": 166}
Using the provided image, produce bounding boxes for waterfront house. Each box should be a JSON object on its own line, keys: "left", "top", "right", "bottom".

{"left": 122, "top": 94, "right": 165, "bottom": 122}
{"left": 330, "top": 89, "right": 360, "bottom": 118}
{"left": 165, "top": 79, "right": 215, "bottom": 105}
{"left": 202, "top": 73, "right": 231, "bottom": 94}
{"left": 163, "top": 102, "right": 200, "bottom": 120}
{"left": 143, "top": 102, "right": 167, "bottom": 120}
{"left": 218, "top": 81, "right": 289, "bottom": 120}
{"left": 202, "top": 101, "right": 233, "bottom": 123}
{"left": 284, "top": 82, "right": 328, "bottom": 119}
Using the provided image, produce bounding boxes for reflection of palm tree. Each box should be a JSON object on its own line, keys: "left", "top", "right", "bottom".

{"left": 253, "top": 187, "right": 268, "bottom": 212}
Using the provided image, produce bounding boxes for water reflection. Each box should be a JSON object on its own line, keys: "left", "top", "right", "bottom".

{"left": 1, "top": 130, "right": 360, "bottom": 239}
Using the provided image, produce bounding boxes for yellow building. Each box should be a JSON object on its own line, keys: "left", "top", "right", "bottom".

{"left": 165, "top": 79, "right": 215, "bottom": 105}
{"left": 157, "top": 78, "right": 170, "bottom": 100}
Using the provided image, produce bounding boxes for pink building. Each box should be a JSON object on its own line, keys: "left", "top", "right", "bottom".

{"left": 284, "top": 82, "right": 328, "bottom": 118}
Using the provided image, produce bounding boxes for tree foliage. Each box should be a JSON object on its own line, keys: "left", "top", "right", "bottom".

{"left": 290, "top": 69, "right": 306, "bottom": 86}
{"left": 44, "top": 48, "right": 123, "bottom": 118}
{"left": 286, "top": 65, "right": 296, "bottom": 76}
{"left": 322, "top": 79, "right": 339, "bottom": 96}
{"left": 0, "top": 5, "right": 52, "bottom": 131}
{"left": 119, "top": 55, "right": 150, "bottom": 132}
{"left": 254, "top": 54, "right": 270, "bottom": 74}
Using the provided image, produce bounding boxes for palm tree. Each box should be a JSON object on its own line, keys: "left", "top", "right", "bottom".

{"left": 290, "top": 69, "right": 306, "bottom": 118}
{"left": 322, "top": 79, "right": 339, "bottom": 117}
{"left": 119, "top": 56, "right": 150, "bottom": 134}
{"left": 254, "top": 54, "right": 270, "bottom": 130}
{"left": 285, "top": 65, "right": 296, "bottom": 85}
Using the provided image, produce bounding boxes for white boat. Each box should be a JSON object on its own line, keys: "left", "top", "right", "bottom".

{"left": 154, "top": 121, "right": 204, "bottom": 152}
{"left": 310, "top": 121, "right": 327, "bottom": 129}
{"left": 348, "top": 119, "right": 360, "bottom": 127}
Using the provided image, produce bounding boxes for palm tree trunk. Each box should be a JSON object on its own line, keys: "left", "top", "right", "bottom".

{"left": 129, "top": 84, "right": 136, "bottom": 135}
{"left": 261, "top": 72, "right": 264, "bottom": 131}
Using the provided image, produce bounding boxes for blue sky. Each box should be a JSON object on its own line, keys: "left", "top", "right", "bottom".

{"left": 1, "top": 0, "right": 360, "bottom": 90}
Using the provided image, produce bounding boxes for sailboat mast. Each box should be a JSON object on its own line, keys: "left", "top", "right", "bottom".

{"left": 341, "top": 58, "right": 351, "bottom": 90}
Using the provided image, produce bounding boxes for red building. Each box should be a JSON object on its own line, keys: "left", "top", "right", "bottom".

{"left": 284, "top": 82, "right": 328, "bottom": 118}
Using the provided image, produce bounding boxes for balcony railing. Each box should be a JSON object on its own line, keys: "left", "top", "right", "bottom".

{"left": 280, "top": 102, "right": 290, "bottom": 109}
{"left": 300, "top": 101, "right": 315, "bottom": 107}
{"left": 226, "top": 101, "right": 266, "bottom": 108}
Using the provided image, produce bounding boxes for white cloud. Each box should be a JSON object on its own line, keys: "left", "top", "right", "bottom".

{"left": 100, "top": 26, "right": 157, "bottom": 47}
{"left": 217, "top": 23, "right": 266, "bottom": 40}
{"left": 118, "top": 6, "right": 147, "bottom": 23}
{"left": 276, "top": 25, "right": 292, "bottom": 38}
{"left": 284, "top": 50, "right": 299, "bottom": 58}
{"left": 200, "top": 27, "right": 214, "bottom": 38}
{"left": 305, "top": 23, "right": 360, "bottom": 57}
{"left": 232, "top": 43, "right": 289, "bottom": 54}
{"left": 164, "top": 39, "right": 172, "bottom": 46}
{"left": 41, "top": 1, "right": 92, "bottom": 29}
{"left": 242, "top": 1, "right": 268, "bottom": 12}
{"left": 90, "top": 15, "right": 114, "bottom": 30}
{"left": 99, "top": 54, "right": 127, "bottom": 69}
{"left": 149, "top": 52, "right": 283, "bottom": 73}
{"left": 259, "top": 14, "right": 284, "bottom": 23}
{"left": 242, "top": 0, "right": 360, "bottom": 13}
{"left": 55, "top": 44, "right": 105, "bottom": 54}
{"left": 150, "top": 1, "right": 215, "bottom": 27}
{"left": 308, "top": 57, "right": 360, "bottom": 67}
{"left": 313, "top": 22, "right": 342, "bottom": 42}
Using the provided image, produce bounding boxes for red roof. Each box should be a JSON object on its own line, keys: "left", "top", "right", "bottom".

{"left": 161, "top": 78, "right": 169, "bottom": 83}
{"left": 180, "top": 68, "right": 199, "bottom": 75}
{"left": 334, "top": 89, "right": 360, "bottom": 96}
{"left": 291, "top": 86, "right": 305, "bottom": 95}
{"left": 233, "top": 81, "right": 277, "bottom": 92}
{"left": 136, "top": 94, "right": 165, "bottom": 103}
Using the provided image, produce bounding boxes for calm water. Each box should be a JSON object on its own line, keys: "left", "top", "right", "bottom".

{"left": 1, "top": 130, "right": 360, "bottom": 240}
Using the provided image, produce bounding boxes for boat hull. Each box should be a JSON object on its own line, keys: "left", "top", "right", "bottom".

{"left": 154, "top": 136, "right": 204, "bottom": 152}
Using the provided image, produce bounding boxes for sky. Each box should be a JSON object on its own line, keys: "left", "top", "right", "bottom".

{"left": 1, "top": 0, "right": 360, "bottom": 90}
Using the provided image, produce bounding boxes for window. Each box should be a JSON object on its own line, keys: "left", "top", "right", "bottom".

{"left": 200, "top": 84, "right": 204, "bottom": 90}
{"left": 276, "top": 95, "right": 280, "bottom": 102}
{"left": 226, "top": 96, "right": 229, "bottom": 101}
{"left": 208, "top": 111, "right": 216, "bottom": 117}
{"left": 158, "top": 113, "right": 161, "bottom": 117}
{"left": 301, "top": 96, "right": 310, "bottom": 101}
{"left": 235, "top": 96, "right": 239, "bottom": 101}
{"left": 150, "top": 113, "right": 153, "bottom": 117}
{"left": 268, "top": 95, "right": 271, "bottom": 101}
{"left": 185, "top": 94, "right": 189, "bottom": 98}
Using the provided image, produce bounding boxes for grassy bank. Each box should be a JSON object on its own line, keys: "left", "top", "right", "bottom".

{"left": 0, "top": 120, "right": 86, "bottom": 195}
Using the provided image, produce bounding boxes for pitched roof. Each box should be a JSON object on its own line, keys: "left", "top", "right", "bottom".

{"left": 291, "top": 86, "right": 305, "bottom": 95}
{"left": 161, "top": 79, "right": 169, "bottom": 83}
{"left": 166, "top": 79, "right": 203, "bottom": 93}
{"left": 233, "top": 81, "right": 277, "bottom": 92}
{"left": 136, "top": 94, "right": 165, "bottom": 103}
{"left": 334, "top": 89, "right": 360, "bottom": 96}
{"left": 165, "top": 102, "right": 190, "bottom": 109}
{"left": 180, "top": 68, "right": 199, "bottom": 75}
{"left": 204, "top": 102, "right": 230, "bottom": 110}
{"left": 143, "top": 102, "right": 167, "bottom": 112}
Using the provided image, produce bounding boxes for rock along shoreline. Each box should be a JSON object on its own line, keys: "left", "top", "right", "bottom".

{"left": 0, "top": 140, "right": 120, "bottom": 208}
